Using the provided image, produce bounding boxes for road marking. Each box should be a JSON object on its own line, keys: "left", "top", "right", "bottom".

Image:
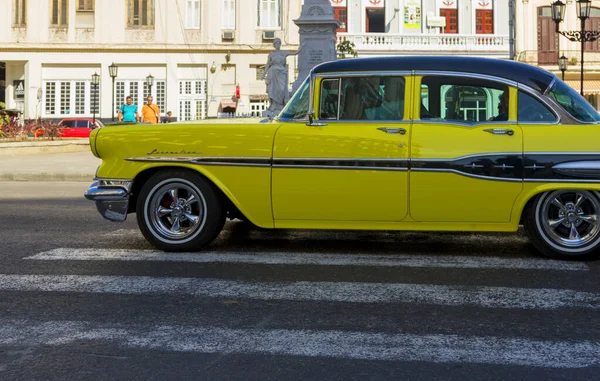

{"left": 0, "top": 274, "right": 597, "bottom": 310}
{"left": 24, "top": 248, "right": 589, "bottom": 271}
{"left": 0, "top": 319, "right": 598, "bottom": 368}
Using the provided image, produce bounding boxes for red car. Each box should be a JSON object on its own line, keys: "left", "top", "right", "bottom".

{"left": 58, "top": 118, "right": 104, "bottom": 138}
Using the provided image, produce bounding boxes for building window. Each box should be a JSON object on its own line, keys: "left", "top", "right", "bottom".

{"left": 334, "top": 6, "right": 347, "bottom": 32}
{"left": 156, "top": 81, "right": 166, "bottom": 115}
{"left": 258, "top": 0, "right": 280, "bottom": 28}
{"left": 186, "top": 0, "right": 201, "bottom": 29}
{"left": 249, "top": 100, "right": 267, "bottom": 116}
{"left": 13, "top": 0, "right": 26, "bottom": 26}
{"left": 51, "top": 0, "right": 69, "bottom": 27}
{"left": 476, "top": 10, "right": 493, "bottom": 34}
{"left": 60, "top": 82, "right": 71, "bottom": 114}
{"left": 252, "top": 65, "right": 265, "bottom": 81}
{"left": 77, "top": 0, "right": 94, "bottom": 11}
{"left": 222, "top": 0, "right": 236, "bottom": 29}
{"left": 45, "top": 82, "right": 56, "bottom": 115}
{"left": 75, "top": 82, "right": 85, "bottom": 114}
{"left": 440, "top": 8, "right": 457, "bottom": 34}
{"left": 127, "top": 0, "right": 154, "bottom": 28}
{"left": 90, "top": 84, "right": 99, "bottom": 114}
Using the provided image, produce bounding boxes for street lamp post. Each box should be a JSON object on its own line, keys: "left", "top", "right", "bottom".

{"left": 145, "top": 74, "right": 154, "bottom": 97}
{"left": 559, "top": 54, "right": 569, "bottom": 80}
{"left": 91, "top": 72, "right": 100, "bottom": 126}
{"left": 551, "top": 0, "right": 600, "bottom": 96}
{"left": 108, "top": 63, "right": 118, "bottom": 122}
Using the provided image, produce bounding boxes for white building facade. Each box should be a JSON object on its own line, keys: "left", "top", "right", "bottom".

{"left": 1, "top": 0, "right": 511, "bottom": 122}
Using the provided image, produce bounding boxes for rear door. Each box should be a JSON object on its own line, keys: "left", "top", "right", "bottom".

{"left": 409, "top": 74, "right": 523, "bottom": 223}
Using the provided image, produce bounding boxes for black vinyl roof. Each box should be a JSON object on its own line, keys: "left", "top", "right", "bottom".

{"left": 312, "top": 56, "right": 555, "bottom": 94}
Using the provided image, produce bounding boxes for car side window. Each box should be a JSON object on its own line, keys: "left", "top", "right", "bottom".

{"left": 76, "top": 120, "right": 89, "bottom": 128}
{"left": 62, "top": 121, "right": 74, "bottom": 127}
{"left": 518, "top": 91, "right": 557, "bottom": 123}
{"left": 338, "top": 76, "right": 405, "bottom": 121}
{"left": 421, "top": 76, "right": 509, "bottom": 123}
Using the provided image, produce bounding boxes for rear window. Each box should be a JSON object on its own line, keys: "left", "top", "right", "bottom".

{"left": 548, "top": 80, "right": 600, "bottom": 123}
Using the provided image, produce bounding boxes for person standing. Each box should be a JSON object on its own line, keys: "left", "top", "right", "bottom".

{"left": 141, "top": 95, "right": 160, "bottom": 124}
{"left": 118, "top": 96, "right": 139, "bottom": 123}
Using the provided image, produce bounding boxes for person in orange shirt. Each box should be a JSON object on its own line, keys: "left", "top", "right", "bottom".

{"left": 141, "top": 95, "right": 160, "bottom": 124}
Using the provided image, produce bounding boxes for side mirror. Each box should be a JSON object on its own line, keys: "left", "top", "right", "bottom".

{"left": 306, "top": 112, "right": 327, "bottom": 127}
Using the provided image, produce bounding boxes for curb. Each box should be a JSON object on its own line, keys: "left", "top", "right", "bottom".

{"left": 0, "top": 173, "right": 94, "bottom": 182}
{"left": 0, "top": 140, "right": 90, "bottom": 156}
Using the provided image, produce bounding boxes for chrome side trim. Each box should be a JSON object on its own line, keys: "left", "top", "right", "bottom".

{"left": 411, "top": 168, "right": 522, "bottom": 182}
{"left": 413, "top": 71, "right": 519, "bottom": 88}
{"left": 125, "top": 156, "right": 272, "bottom": 167}
{"left": 525, "top": 152, "right": 600, "bottom": 156}
{"left": 416, "top": 152, "right": 521, "bottom": 162}
{"left": 544, "top": 78, "right": 557, "bottom": 95}
{"left": 316, "top": 71, "right": 413, "bottom": 79}
{"left": 524, "top": 178, "right": 600, "bottom": 183}
{"left": 273, "top": 164, "right": 408, "bottom": 171}
{"left": 553, "top": 161, "right": 600, "bottom": 179}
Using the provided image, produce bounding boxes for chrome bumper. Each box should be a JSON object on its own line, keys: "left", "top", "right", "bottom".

{"left": 84, "top": 180, "right": 133, "bottom": 222}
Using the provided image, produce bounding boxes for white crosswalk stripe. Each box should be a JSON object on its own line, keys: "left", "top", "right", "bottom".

{"left": 3, "top": 247, "right": 599, "bottom": 369}
{"left": 0, "top": 274, "right": 598, "bottom": 310}
{"left": 0, "top": 319, "right": 599, "bottom": 369}
{"left": 24, "top": 248, "right": 590, "bottom": 271}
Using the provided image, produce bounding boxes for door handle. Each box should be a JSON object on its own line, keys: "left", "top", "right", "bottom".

{"left": 484, "top": 128, "right": 514, "bottom": 136}
{"left": 377, "top": 127, "right": 406, "bottom": 135}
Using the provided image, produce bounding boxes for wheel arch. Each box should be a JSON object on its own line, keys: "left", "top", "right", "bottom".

{"left": 128, "top": 165, "right": 256, "bottom": 225}
{"left": 514, "top": 184, "right": 600, "bottom": 225}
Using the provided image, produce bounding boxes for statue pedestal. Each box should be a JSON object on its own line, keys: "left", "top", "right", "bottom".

{"left": 291, "top": 0, "right": 340, "bottom": 95}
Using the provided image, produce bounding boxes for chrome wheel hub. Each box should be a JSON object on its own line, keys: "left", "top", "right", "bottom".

{"left": 539, "top": 190, "right": 600, "bottom": 249}
{"left": 148, "top": 181, "right": 206, "bottom": 241}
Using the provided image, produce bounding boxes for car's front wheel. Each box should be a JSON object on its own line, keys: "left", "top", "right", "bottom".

{"left": 524, "top": 190, "right": 600, "bottom": 259}
{"left": 136, "top": 170, "right": 226, "bottom": 251}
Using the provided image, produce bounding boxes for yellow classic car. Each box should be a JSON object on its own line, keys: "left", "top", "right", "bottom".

{"left": 85, "top": 56, "right": 600, "bottom": 259}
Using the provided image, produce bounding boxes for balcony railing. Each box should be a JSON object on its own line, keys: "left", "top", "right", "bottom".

{"left": 337, "top": 33, "right": 510, "bottom": 53}
{"left": 517, "top": 50, "right": 600, "bottom": 67}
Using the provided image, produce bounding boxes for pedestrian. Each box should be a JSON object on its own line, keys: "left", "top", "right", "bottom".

{"left": 141, "top": 95, "right": 160, "bottom": 124}
{"left": 118, "top": 96, "right": 139, "bottom": 123}
{"left": 161, "top": 111, "right": 172, "bottom": 123}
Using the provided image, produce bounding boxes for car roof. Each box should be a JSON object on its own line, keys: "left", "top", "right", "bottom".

{"left": 312, "top": 56, "right": 555, "bottom": 94}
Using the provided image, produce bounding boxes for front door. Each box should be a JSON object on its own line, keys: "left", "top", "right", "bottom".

{"left": 271, "top": 75, "right": 412, "bottom": 222}
{"left": 410, "top": 75, "right": 523, "bottom": 223}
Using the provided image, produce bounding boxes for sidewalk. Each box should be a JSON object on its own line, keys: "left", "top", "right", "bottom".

{"left": 0, "top": 150, "right": 100, "bottom": 182}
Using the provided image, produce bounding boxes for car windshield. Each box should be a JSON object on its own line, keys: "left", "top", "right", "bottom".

{"left": 547, "top": 80, "right": 600, "bottom": 123}
{"left": 279, "top": 77, "right": 310, "bottom": 120}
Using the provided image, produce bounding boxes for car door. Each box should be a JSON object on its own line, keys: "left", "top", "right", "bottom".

{"left": 409, "top": 74, "right": 523, "bottom": 223}
{"left": 59, "top": 120, "right": 76, "bottom": 138}
{"left": 271, "top": 74, "right": 413, "bottom": 222}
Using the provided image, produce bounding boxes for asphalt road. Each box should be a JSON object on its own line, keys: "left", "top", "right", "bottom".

{"left": 0, "top": 182, "right": 599, "bottom": 381}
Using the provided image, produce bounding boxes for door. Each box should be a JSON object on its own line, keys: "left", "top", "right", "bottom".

{"left": 440, "top": 9, "right": 458, "bottom": 34}
{"left": 410, "top": 75, "right": 523, "bottom": 223}
{"left": 476, "top": 9, "right": 493, "bottom": 34}
{"left": 537, "top": 7, "right": 558, "bottom": 65}
{"left": 271, "top": 75, "right": 412, "bottom": 222}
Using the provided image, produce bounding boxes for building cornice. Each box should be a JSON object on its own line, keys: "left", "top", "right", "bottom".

{"left": 0, "top": 45, "right": 287, "bottom": 54}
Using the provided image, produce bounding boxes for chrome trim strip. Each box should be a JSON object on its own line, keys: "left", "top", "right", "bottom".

{"left": 525, "top": 178, "right": 600, "bottom": 183}
{"left": 413, "top": 119, "right": 518, "bottom": 126}
{"left": 274, "top": 157, "right": 408, "bottom": 162}
{"left": 316, "top": 71, "right": 413, "bottom": 79}
{"left": 416, "top": 152, "right": 521, "bottom": 162}
{"left": 552, "top": 160, "right": 600, "bottom": 179}
{"left": 544, "top": 78, "right": 557, "bottom": 96}
{"left": 411, "top": 168, "right": 522, "bottom": 182}
{"left": 273, "top": 164, "right": 408, "bottom": 171}
{"left": 316, "top": 119, "right": 412, "bottom": 124}
{"left": 553, "top": 161, "right": 600, "bottom": 170}
{"left": 413, "top": 71, "right": 519, "bottom": 88}
{"left": 125, "top": 156, "right": 272, "bottom": 167}
{"left": 525, "top": 152, "right": 600, "bottom": 156}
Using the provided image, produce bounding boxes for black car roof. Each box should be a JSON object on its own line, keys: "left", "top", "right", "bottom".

{"left": 312, "top": 56, "right": 555, "bottom": 94}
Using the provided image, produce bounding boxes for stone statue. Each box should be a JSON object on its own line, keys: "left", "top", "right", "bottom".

{"left": 262, "top": 38, "right": 304, "bottom": 117}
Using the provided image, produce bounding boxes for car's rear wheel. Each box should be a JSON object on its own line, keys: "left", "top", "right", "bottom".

{"left": 136, "top": 170, "right": 226, "bottom": 251}
{"left": 524, "top": 190, "right": 600, "bottom": 259}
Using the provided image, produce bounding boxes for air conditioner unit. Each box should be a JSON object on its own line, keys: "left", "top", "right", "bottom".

{"left": 222, "top": 30, "right": 235, "bottom": 40}
{"left": 262, "top": 31, "right": 276, "bottom": 40}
